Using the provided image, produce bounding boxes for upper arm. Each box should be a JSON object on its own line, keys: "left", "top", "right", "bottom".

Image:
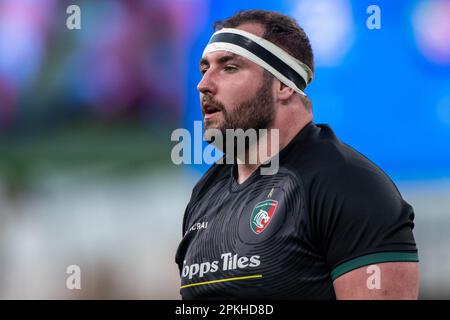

{"left": 309, "top": 164, "right": 419, "bottom": 295}
{"left": 333, "top": 262, "right": 419, "bottom": 299}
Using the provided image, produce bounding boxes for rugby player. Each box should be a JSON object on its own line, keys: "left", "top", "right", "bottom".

{"left": 175, "top": 10, "right": 419, "bottom": 299}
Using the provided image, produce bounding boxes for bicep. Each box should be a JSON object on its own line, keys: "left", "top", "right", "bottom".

{"left": 333, "top": 262, "right": 419, "bottom": 300}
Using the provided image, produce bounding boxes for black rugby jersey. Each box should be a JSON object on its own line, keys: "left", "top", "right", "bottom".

{"left": 175, "top": 122, "right": 418, "bottom": 299}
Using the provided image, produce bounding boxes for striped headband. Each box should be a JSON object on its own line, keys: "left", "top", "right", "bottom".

{"left": 202, "top": 28, "right": 314, "bottom": 96}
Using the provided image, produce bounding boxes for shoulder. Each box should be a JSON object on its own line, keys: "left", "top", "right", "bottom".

{"left": 181, "top": 161, "right": 230, "bottom": 234}
{"left": 286, "top": 123, "right": 401, "bottom": 199}
{"left": 283, "top": 124, "right": 410, "bottom": 225}
{"left": 190, "top": 161, "right": 231, "bottom": 203}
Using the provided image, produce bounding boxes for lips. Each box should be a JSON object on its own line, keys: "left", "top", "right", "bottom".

{"left": 203, "top": 103, "right": 222, "bottom": 119}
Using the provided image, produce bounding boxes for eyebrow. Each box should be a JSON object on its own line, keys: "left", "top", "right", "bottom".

{"left": 199, "top": 53, "right": 245, "bottom": 69}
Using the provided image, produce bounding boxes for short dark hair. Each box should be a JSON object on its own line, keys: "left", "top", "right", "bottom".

{"left": 213, "top": 10, "right": 314, "bottom": 110}
{"left": 213, "top": 10, "right": 314, "bottom": 75}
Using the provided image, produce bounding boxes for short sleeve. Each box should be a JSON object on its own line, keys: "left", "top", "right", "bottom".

{"left": 310, "top": 164, "right": 419, "bottom": 280}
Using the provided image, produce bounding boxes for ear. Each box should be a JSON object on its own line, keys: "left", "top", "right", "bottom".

{"left": 276, "top": 80, "right": 295, "bottom": 103}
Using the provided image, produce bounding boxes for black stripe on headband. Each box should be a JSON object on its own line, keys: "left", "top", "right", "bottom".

{"left": 209, "top": 32, "right": 307, "bottom": 91}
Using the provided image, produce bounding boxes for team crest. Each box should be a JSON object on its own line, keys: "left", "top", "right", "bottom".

{"left": 250, "top": 200, "right": 278, "bottom": 234}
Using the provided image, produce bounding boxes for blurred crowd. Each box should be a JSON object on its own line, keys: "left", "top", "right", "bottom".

{"left": 0, "top": 0, "right": 208, "bottom": 134}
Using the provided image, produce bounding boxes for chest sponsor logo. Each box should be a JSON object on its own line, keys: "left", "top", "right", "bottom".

{"left": 182, "top": 252, "right": 260, "bottom": 280}
{"left": 250, "top": 199, "right": 278, "bottom": 234}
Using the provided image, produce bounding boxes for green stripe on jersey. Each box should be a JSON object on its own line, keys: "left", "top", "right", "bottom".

{"left": 331, "top": 251, "right": 419, "bottom": 280}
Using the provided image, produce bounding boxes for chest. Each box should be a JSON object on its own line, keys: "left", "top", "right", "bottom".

{"left": 178, "top": 171, "right": 333, "bottom": 299}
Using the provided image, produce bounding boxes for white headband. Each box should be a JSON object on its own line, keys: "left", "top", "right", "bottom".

{"left": 202, "top": 28, "right": 313, "bottom": 96}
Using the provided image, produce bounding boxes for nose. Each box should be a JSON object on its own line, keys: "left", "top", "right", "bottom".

{"left": 197, "top": 71, "right": 217, "bottom": 96}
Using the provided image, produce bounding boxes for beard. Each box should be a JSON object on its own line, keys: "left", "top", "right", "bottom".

{"left": 202, "top": 73, "right": 275, "bottom": 161}
{"left": 203, "top": 72, "right": 275, "bottom": 136}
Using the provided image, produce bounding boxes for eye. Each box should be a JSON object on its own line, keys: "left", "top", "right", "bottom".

{"left": 224, "top": 65, "right": 238, "bottom": 72}
{"left": 200, "top": 68, "right": 207, "bottom": 75}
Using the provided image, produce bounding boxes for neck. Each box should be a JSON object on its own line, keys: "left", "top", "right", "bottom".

{"left": 235, "top": 110, "right": 312, "bottom": 184}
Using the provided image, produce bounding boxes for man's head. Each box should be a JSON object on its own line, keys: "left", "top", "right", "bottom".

{"left": 198, "top": 9, "right": 314, "bottom": 135}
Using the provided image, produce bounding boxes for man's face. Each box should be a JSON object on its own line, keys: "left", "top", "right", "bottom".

{"left": 197, "top": 49, "right": 275, "bottom": 136}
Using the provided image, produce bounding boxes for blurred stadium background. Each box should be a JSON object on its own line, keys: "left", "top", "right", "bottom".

{"left": 0, "top": 0, "right": 449, "bottom": 299}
